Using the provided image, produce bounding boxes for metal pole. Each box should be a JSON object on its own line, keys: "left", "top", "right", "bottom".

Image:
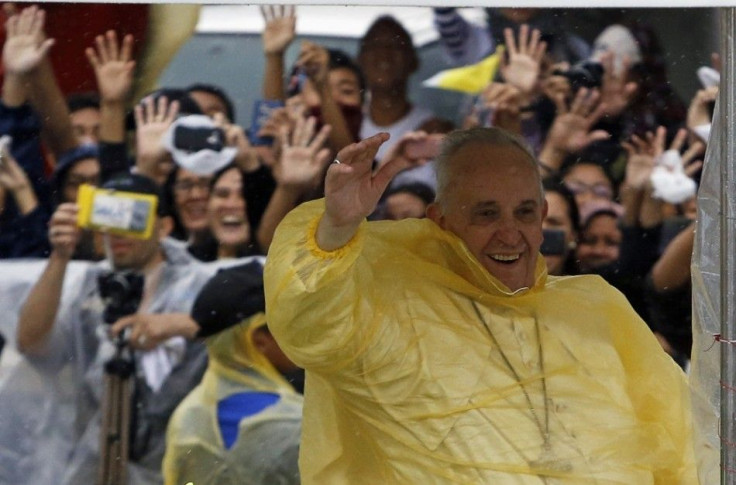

{"left": 720, "top": 8, "right": 736, "bottom": 484}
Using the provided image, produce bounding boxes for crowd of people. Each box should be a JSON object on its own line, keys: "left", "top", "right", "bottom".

{"left": 0, "top": 4, "right": 716, "bottom": 484}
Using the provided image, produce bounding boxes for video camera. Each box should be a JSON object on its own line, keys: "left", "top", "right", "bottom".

{"left": 98, "top": 271, "right": 144, "bottom": 325}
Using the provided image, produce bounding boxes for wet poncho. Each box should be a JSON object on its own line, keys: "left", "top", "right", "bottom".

{"left": 264, "top": 199, "right": 699, "bottom": 484}
{"left": 163, "top": 313, "right": 302, "bottom": 485}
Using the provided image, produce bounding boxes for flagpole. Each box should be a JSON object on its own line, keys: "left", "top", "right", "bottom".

{"left": 719, "top": 8, "right": 736, "bottom": 484}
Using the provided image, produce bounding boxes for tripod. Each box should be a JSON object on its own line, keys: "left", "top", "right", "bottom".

{"left": 97, "top": 339, "right": 135, "bottom": 485}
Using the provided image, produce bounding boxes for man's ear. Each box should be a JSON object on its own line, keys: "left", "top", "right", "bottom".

{"left": 426, "top": 202, "right": 444, "bottom": 228}
{"left": 158, "top": 215, "right": 174, "bottom": 240}
{"left": 542, "top": 198, "right": 549, "bottom": 220}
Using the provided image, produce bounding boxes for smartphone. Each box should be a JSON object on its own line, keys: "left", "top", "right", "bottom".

{"left": 287, "top": 66, "right": 308, "bottom": 98}
{"left": 248, "top": 99, "right": 285, "bottom": 146}
{"left": 404, "top": 134, "right": 444, "bottom": 160}
{"left": 540, "top": 228, "right": 567, "bottom": 256}
{"left": 77, "top": 184, "right": 158, "bottom": 239}
{"left": 173, "top": 124, "right": 225, "bottom": 153}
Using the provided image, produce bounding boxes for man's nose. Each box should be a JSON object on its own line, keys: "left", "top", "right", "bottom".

{"left": 495, "top": 218, "right": 523, "bottom": 245}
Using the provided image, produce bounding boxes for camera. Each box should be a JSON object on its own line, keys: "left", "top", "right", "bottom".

{"left": 553, "top": 61, "right": 604, "bottom": 92}
{"left": 541, "top": 228, "right": 567, "bottom": 256}
{"left": 97, "top": 271, "right": 144, "bottom": 324}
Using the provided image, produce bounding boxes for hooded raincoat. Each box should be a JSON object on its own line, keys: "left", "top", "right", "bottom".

{"left": 264, "top": 199, "right": 699, "bottom": 484}
{"left": 163, "top": 313, "right": 302, "bottom": 485}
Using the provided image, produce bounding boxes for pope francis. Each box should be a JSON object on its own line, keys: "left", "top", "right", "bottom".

{"left": 264, "top": 127, "right": 700, "bottom": 484}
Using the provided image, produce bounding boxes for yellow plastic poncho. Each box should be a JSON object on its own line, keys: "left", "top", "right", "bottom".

{"left": 265, "top": 200, "right": 700, "bottom": 484}
{"left": 162, "top": 313, "right": 303, "bottom": 485}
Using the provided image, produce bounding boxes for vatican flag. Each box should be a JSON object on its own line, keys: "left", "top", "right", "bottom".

{"left": 422, "top": 47, "right": 504, "bottom": 95}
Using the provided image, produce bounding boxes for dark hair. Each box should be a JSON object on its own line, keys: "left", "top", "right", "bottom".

{"left": 50, "top": 144, "right": 100, "bottom": 207}
{"left": 328, "top": 49, "right": 366, "bottom": 102}
{"left": 543, "top": 176, "right": 580, "bottom": 234}
{"left": 359, "top": 16, "right": 417, "bottom": 65}
{"left": 186, "top": 83, "right": 237, "bottom": 122}
{"left": 67, "top": 92, "right": 100, "bottom": 113}
{"left": 385, "top": 182, "right": 436, "bottom": 206}
{"left": 162, "top": 166, "right": 188, "bottom": 241}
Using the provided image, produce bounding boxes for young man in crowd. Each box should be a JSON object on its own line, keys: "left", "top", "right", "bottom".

{"left": 15, "top": 173, "right": 212, "bottom": 485}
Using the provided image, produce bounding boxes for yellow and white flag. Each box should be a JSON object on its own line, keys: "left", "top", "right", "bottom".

{"left": 422, "top": 47, "right": 504, "bottom": 95}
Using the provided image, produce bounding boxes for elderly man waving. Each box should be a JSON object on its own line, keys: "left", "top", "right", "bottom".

{"left": 265, "top": 127, "right": 700, "bottom": 484}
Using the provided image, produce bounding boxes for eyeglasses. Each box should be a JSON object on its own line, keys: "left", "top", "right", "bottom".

{"left": 564, "top": 180, "right": 613, "bottom": 199}
{"left": 173, "top": 179, "right": 211, "bottom": 194}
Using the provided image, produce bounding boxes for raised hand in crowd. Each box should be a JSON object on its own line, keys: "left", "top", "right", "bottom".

{"left": 3, "top": 5, "right": 76, "bottom": 156}
{"left": 540, "top": 62, "right": 572, "bottom": 103}
{"left": 2, "top": 6, "right": 54, "bottom": 79}
{"left": 686, "top": 86, "right": 717, "bottom": 142}
{"left": 620, "top": 127, "right": 703, "bottom": 228}
{"left": 212, "top": 112, "right": 261, "bottom": 173}
{"left": 257, "top": 115, "right": 331, "bottom": 251}
{"left": 379, "top": 130, "right": 443, "bottom": 170}
{"left": 134, "top": 95, "right": 179, "bottom": 184}
{"left": 86, "top": 30, "right": 136, "bottom": 143}
{"left": 296, "top": 39, "right": 357, "bottom": 152}
{"left": 538, "top": 88, "right": 609, "bottom": 174}
{"left": 597, "top": 51, "right": 638, "bottom": 119}
{"left": 273, "top": 116, "right": 331, "bottom": 190}
{"left": 479, "top": 82, "right": 524, "bottom": 135}
{"left": 261, "top": 5, "right": 296, "bottom": 100}
{"left": 47, "top": 202, "right": 81, "bottom": 261}
{"left": 500, "top": 24, "right": 546, "bottom": 99}
{"left": 0, "top": 143, "right": 39, "bottom": 216}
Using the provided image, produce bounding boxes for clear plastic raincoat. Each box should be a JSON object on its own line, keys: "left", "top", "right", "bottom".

{"left": 265, "top": 200, "right": 699, "bottom": 484}
{"left": 163, "top": 313, "right": 302, "bottom": 485}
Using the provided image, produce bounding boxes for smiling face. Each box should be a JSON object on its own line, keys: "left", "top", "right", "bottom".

{"left": 575, "top": 212, "right": 621, "bottom": 272}
{"left": 428, "top": 142, "right": 546, "bottom": 291}
{"left": 207, "top": 167, "right": 250, "bottom": 256}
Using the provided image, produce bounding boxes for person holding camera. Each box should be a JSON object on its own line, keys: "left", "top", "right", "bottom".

{"left": 15, "top": 173, "right": 212, "bottom": 485}
{"left": 264, "top": 127, "right": 701, "bottom": 482}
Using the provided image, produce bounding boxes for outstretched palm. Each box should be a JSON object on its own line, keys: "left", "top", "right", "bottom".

{"left": 261, "top": 5, "right": 296, "bottom": 55}
{"left": 3, "top": 7, "right": 54, "bottom": 75}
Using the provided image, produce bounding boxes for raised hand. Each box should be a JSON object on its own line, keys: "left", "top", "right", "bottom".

{"left": 296, "top": 40, "right": 329, "bottom": 87}
{"left": 500, "top": 24, "right": 546, "bottom": 95}
{"left": 621, "top": 127, "right": 664, "bottom": 191}
{"left": 274, "top": 116, "right": 331, "bottom": 190}
{"left": 546, "top": 88, "right": 609, "bottom": 154}
{"left": 212, "top": 113, "right": 261, "bottom": 173}
{"left": 480, "top": 82, "right": 524, "bottom": 135}
{"left": 48, "top": 203, "right": 81, "bottom": 260}
{"left": 3, "top": 5, "right": 55, "bottom": 76}
{"left": 319, "top": 133, "right": 396, "bottom": 250}
{"left": 261, "top": 5, "right": 296, "bottom": 55}
{"left": 86, "top": 30, "right": 136, "bottom": 103}
{"left": 687, "top": 86, "right": 718, "bottom": 132}
{"left": 379, "top": 130, "right": 442, "bottom": 169}
{"left": 597, "top": 52, "right": 638, "bottom": 119}
{"left": 134, "top": 95, "right": 180, "bottom": 183}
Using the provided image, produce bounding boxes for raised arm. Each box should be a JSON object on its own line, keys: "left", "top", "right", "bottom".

{"left": 86, "top": 30, "right": 136, "bottom": 144}
{"left": 261, "top": 5, "right": 296, "bottom": 101}
{"left": 317, "top": 132, "right": 414, "bottom": 250}
{"left": 4, "top": 6, "right": 76, "bottom": 157}
{"left": 17, "top": 203, "right": 80, "bottom": 354}
{"left": 256, "top": 115, "right": 331, "bottom": 251}
{"left": 297, "top": 40, "right": 355, "bottom": 152}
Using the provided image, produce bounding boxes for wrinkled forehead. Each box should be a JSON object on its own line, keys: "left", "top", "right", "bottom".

{"left": 445, "top": 142, "right": 543, "bottom": 200}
